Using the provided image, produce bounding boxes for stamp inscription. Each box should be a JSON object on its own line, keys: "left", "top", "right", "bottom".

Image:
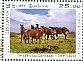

{"left": 1, "top": 1, "right": 82, "bottom": 60}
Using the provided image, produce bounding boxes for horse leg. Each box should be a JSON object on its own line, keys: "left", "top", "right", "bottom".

{"left": 25, "top": 37, "right": 26, "bottom": 44}
{"left": 24, "top": 36, "right": 26, "bottom": 44}
{"left": 39, "top": 37, "right": 41, "bottom": 44}
{"left": 63, "top": 33, "right": 67, "bottom": 39}
{"left": 56, "top": 34, "right": 58, "bottom": 39}
{"left": 27, "top": 35, "right": 29, "bottom": 44}
{"left": 51, "top": 34, "right": 53, "bottom": 40}
{"left": 51, "top": 34, "right": 54, "bottom": 40}
{"left": 56, "top": 34, "right": 58, "bottom": 37}
{"left": 40, "top": 35, "right": 43, "bottom": 40}
{"left": 20, "top": 34, "right": 22, "bottom": 43}
{"left": 44, "top": 33, "right": 46, "bottom": 40}
{"left": 32, "top": 37, "right": 33, "bottom": 44}
{"left": 52, "top": 34, "right": 55, "bottom": 40}
{"left": 54, "top": 34, "right": 57, "bottom": 40}
{"left": 28, "top": 37, "right": 29, "bottom": 44}
{"left": 47, "top": 34, "right": 49, "bottom": 40}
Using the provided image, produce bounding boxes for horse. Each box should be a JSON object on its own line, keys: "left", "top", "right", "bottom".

{"left": 20, "top": 24, "right": 44, "bottom": 44}
{"left": 31, "top": 25, "right": 45, "bottom": 40}
{"left": 41, "top": 26, "right": 53, "bottom": 40}
{"left": 20, "top": 24, "right": 25, "bottom": 43}
{"left": 49, "top": 27, "right": 69, "bottom": 39}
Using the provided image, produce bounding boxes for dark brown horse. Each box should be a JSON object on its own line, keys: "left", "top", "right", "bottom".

{"left": 41, "top": 26, "right": 53, "bottom": 40}
{"left": 20, "top": 24, "right": 25, "bottom": 43}
{"left": 49, "top": 27, "right": 69, "bottom": 39}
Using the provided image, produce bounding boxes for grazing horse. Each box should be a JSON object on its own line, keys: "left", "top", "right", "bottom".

{"left": 49, "top": 27, "right": 69, "bottom": 39}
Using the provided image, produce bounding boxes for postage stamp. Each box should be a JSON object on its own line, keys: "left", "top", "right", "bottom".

{"left": 1, "top": 0, "right": 83, "bottom": 60}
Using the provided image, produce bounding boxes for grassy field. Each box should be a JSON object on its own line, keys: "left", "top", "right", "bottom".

{"left": 10, "top": 32, "right": 76, "bottom": 53}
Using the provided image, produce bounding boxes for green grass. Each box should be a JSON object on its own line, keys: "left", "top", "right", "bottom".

{"left": 10, "top": 32, "right": 76, "bottom": 53}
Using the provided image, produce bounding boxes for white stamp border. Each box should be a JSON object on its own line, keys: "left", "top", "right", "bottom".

{"left": 1, "top": 1, "right": 83, "bottom": 60}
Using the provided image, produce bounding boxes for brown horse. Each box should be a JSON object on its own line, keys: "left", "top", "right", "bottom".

{"left": 49, "top": 27, "right": 69, "bottom": 39}
{"left": 24, "top": 27, "right": 44, "bottom": 44}
{"left": 20, "top": 24, "right": 25, "bottom": 43}
{"left": 20, "top": 24, "right": 44, "bottom": 44}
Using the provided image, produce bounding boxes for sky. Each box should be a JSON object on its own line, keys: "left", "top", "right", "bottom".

{"left": 10, "top": 9, "right": 76, "bottom": 33}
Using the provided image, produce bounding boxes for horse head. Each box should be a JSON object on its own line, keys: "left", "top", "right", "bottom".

{"left": 65, "top": 27, "right": 69, "bottom": 32}
{"left": 20, "top": 24, "right": 24, "bottom": 31}
{"left": 31, "top": 25, "right": 34, "bottom": 29}
{"left": 62, "top": 27, "right": 69, "bottom": 33}
{"left": 40, "top": 25, "right": 44, "bottom": 28}
{"left": 36, "top": 24, "right": 39, "bottom": 28}
{"left": 40, "top": 26, "right": 45, "bottom": 33}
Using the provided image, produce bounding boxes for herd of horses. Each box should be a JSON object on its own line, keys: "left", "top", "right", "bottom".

{"left": 20, "top": 24, "right": 69, "bottom": 44}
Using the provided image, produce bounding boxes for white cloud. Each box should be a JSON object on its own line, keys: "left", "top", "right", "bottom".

{"left": 48, "top": 9, "right": 76, "bottom": 24}
{"left": 10, "top": 9, "right": 46, "bottom": 24}
{"left": 10, "top": 9, "right": 76, "bottom": 31}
